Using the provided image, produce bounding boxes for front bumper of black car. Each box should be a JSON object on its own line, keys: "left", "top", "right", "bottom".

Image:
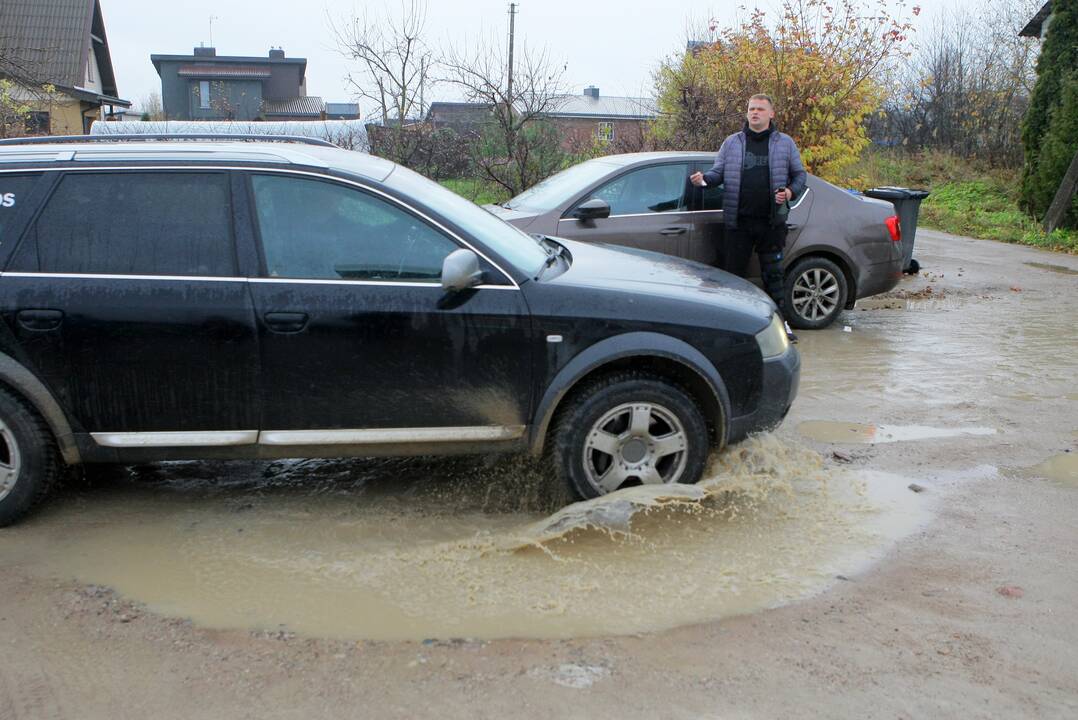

{"left": 727, "top": 346, "right": 801, "bottom": 443}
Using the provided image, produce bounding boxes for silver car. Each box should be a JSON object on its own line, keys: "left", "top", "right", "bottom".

{"left": 487, "top": 152, "right": 904, "bottom": 329}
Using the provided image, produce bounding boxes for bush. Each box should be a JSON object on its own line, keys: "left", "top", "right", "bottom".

{"left": 846, "top": 149, "right": 1077, "bottom": 252}
{"left": 1021, "top": 0, "right": 1078, "bottom": 219}
{"left": 1025, "top": 70, "right": 1078, "bottom": 226}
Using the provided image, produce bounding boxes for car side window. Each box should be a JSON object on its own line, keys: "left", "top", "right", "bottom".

{"left": 9, "top": 172, "right": 236, "bottom": 276}
{"left": 0, "top": 174, "right": 41, "bottom": 245}
{"left": 699, "top": 183, "right": 724, "bottom": 210}
{"left": 584, "top": 163, "right": 690, "bottom": 216}
{"left": 687, "top": 164, "right": 723, "bottom": 211}
{"left": 251, "top": 175, "right": 460, "bottom": 282}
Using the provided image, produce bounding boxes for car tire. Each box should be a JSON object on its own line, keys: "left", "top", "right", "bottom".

{"left": 0, "top": 388, "right": 62, "bottom": 527}
{"left": 550, "top": 372, "right": 709, "bottom": 500}
{"left": 784, "top": 256, "right": 848, "bottom": 330}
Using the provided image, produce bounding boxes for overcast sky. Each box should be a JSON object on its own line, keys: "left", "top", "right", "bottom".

{"left": 99, "top": 0, "right": 971, "bottom": 113}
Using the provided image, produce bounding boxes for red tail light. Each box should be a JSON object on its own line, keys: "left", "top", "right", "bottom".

{"left": 885, "top": 215, "right": 902, "bottom": 243}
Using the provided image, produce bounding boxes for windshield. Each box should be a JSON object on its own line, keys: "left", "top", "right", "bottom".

{"left": 504, "top": 159, "right": 620, "bottom": 213}
{"left": 382, "top": 165, "right": 549, "bottom": 276}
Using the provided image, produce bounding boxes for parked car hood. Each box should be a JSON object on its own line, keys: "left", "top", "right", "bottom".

{"left": 542, "top": 237, "right": 774, "bottom": 324}
{"left": 484, "top": 203, "right": 538, "bottom": 229}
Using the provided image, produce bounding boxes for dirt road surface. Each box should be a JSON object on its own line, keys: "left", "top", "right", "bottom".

{"left": 1, "top": 229, "right": 1076, "bottom": 719}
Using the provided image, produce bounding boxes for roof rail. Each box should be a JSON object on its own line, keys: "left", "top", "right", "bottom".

{"left": 0, "top": 134, "right": 339, "bottom": 148}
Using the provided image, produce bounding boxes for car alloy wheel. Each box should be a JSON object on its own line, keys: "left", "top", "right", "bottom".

{"left": 791, "top": 267, "right": 841, "bottom": 322}
{"left": 0, "top": 419, "right": 21, "bottom": 504}
{"left": 582, "top": 401, "right": 689, "bottom": 493}
{"left": 784, "top": 256, "right": 849, "bottom": 330}
{"left": 549, "top": 372, "right": 710, "bottom": 500}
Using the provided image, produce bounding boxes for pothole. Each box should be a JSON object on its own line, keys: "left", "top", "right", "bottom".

{"left": 1, "top": 436, "right": 931, "bottom": 641}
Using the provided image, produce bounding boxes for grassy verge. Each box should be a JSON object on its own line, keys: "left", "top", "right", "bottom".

{"left": 438, "top": 178, "right": 509, "bottom": 207}
{"left": 841, "top": 150, "right": 1077, "bottom": 254}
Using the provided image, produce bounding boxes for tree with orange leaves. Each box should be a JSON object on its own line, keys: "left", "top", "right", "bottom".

{"left": 652, "top": 0, "right": 917, "bottom": 182}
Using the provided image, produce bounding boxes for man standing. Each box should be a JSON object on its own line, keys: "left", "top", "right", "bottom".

{"left": 690, "top": 94, "right": 806, "bottom": 329}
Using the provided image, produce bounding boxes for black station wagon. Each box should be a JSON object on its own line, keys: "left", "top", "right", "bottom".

{"left": 0, "top": 135, "right": 799, "bottom": 525}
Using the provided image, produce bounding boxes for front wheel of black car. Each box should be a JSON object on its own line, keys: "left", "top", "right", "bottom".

{"left": 551, "top": 373, "right": 709, "bottom": 500}
{"left": 784, "top": 256, "right": 849, "bottom": 330}
{"left": 0, "top": 389, "right": 61, "bottom": 527}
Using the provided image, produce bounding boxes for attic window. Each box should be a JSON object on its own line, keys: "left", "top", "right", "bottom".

{"left": 87, "top": 49, "right": 94, "bottom": 83}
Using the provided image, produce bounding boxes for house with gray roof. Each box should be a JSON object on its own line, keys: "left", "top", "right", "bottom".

{"left": 0, "top": 0, "right": 130, "bottom": 134}
{"left": 423, "top": 88, "right": 655, "bottom": 150}
{"left": 151, "top": 47, "right": 353, "bottom": 122}
{"left": 534, "top": 87, "right": 656, "bottom": 150}
{"left": 1020, "top": 2, "right": 1054, "bottom": 38}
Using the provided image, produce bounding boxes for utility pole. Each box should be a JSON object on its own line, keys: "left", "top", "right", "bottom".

{"left": 507, "top": 3, "right": 517, "bottom": 102}
{"left": 419, "top": 57, "right": 426, "bottom": 121}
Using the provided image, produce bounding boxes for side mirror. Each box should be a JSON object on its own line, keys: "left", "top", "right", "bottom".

{"left": 572, "top": 197, "right": 611, "bottom": 221}
{"left": 441, "top": 249, "right": 484, "bottom": 292}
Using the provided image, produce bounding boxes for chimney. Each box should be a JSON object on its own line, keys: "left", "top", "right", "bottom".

{"left": 269, "top": 47, "right": 285, "bottom": 59}
{"left": 584, "top": 86, "right": 599, "bottom": 99}
{"left": 193, "top": 46, "right": 216, "bottom": 57}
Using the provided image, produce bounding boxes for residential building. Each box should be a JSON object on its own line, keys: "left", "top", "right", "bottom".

{"left": 542, "top": 87, "right": 656, "bottom": 150}
{"left": 426, "top": 102, "right": 494, "bottom": 133}
{"left": 1020, "top": 2, "right": 1054, "bottom": 38}
{"left": 423, "top": 88, "right": 655, "bottom": 150}
{"left": 0, "top": 0, "right": 131, "bottom": 134}
{"left": 152, "top": 47, "right": 347, "bottom": 121}
{"left": 325, "top": 103, "right": 360, "bottom": 120}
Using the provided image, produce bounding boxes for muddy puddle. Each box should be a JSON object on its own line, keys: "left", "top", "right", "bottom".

{"left": 797, "top": 421, "right": 996, "bottom": 444}
{"left": 1024, "top": 261, "right": 1078, "bottom": 275}
{"left": 0, "top": 436, "right": 930, "bottom": 641}
{"left": 1029, "top": 453, "right": 1078, "bottom": 486}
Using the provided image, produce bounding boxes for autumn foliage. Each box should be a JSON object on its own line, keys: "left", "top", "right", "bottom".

{"left": 652, "top": 0, "right": 916, "bottom": 182}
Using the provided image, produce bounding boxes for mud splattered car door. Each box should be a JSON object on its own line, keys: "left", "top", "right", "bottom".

{"left": 0, "top": 170, "right": 260, "bottom": 437}
{"left": 245, "top": 172, "right": 533, "bottom": 441}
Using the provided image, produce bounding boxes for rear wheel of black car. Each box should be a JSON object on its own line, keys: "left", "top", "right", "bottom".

{"left": 785, "top": 256, "right": 848, "bottom": 330}
{"left": 551, "top": 373, "right": 709, "bottom": 500}
{"left": 0, "top": 389, "right": 61, "bottom": 527}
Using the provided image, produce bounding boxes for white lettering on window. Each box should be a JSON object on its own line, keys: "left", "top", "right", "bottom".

{"left": 1, "top": 193, "right": 14, "bottom": 208}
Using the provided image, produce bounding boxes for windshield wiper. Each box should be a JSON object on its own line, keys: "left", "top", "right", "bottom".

{"left": 535, "top": 251, "right": 559, "bottom": 280}
{"left": 533, "top": 236, "right": 566, "bottom": 280}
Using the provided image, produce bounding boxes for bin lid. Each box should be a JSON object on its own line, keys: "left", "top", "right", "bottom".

{"left": 864, "top": 186, "right": 930, "bottom": 199}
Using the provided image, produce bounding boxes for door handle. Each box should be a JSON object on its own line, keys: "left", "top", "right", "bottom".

{"left": 660, "top": 227, "right": 687, "bottom": 236}
{"left": 264, "top": 312, "right": 309, "bottom": 333}
{"left": 17, "top": 309, "right": 64, "bottom": 331}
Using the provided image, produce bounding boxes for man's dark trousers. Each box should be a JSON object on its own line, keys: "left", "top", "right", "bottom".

{"left": 723, "top": 219, "right": 787, "bottom": 312}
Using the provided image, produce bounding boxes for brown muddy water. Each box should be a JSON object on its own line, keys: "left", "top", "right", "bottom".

{"left": 1, "top": 237, "right": 1076, "bottom": 644}
{"left": 1030, "top": 453, "right": 1078, "bottom": 486}
{"left": 0, "top": 437, "right": 928, "bottom": 641}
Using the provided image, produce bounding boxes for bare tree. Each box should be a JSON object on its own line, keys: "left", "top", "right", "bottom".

{"left": 442, "top": 36, "right": 569, "bottom": 196}
{"left": 874, "top": 0, "right": 1041, "bottom": 165}
{"left": 330, "top": 0, "right": 434, "bottom": 166}
{"left": 138, "top": 91, "right": 163, "bottom": 121}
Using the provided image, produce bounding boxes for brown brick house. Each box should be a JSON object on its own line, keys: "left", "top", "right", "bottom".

{"left": 543, "top": 87, "right": 656, "bottom": 151}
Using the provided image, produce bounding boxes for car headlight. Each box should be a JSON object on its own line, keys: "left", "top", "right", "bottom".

{"left": 755, "top": 313, "right": 790, "bottom": 359}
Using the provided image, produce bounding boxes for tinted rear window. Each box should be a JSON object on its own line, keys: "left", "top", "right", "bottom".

{"left": 0, "top": 174, "right": 41, "bottom": 244}
{"left": 10, "top": 172, "right": 236, "bottom": 276}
